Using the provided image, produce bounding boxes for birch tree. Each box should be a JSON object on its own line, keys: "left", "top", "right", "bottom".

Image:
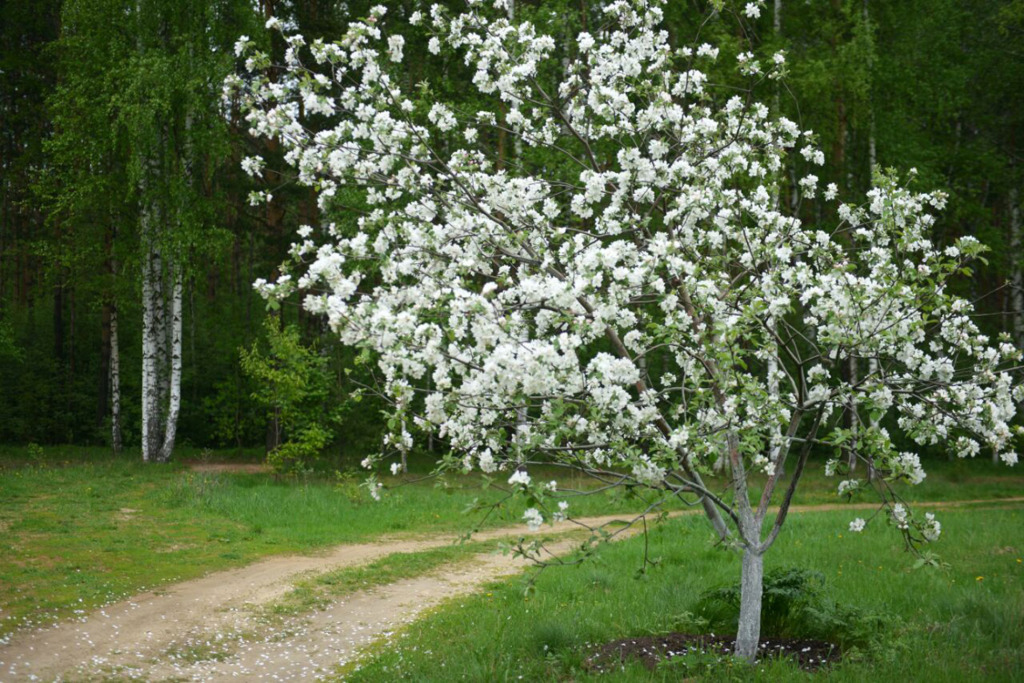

{"left": 126, "top": 0, "right": 244, "bottom": 461}
{"left": 232, "top": 0, "right": 1022, "bottom": 660}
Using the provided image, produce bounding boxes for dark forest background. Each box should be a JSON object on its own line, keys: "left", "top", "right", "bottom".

{"left": 1, "top": 0, "right": 1022, "bottom": 467}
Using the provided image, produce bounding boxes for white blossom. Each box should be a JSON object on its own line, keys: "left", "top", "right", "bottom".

{"left": 508, "top": 470, "right": 531, "bottom": 488}
{"left": 523, "top": 508, "right": 543, "bottom": 531}
{"left": 232, "top": 0, "right": 1020, "bottom": 574}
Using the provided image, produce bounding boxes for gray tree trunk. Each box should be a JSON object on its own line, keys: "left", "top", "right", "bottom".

{"left": 110, "top": 304, "right": 122, "bottom": 455}
{"left": 735, "top": 548, "right": 765, "bottom": 662}
{"left": 1010, "top": 187, "right": 1022, "bottom": 349}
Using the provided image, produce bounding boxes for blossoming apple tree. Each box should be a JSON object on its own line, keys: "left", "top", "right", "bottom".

{"left": 228, "top": 0, "right": 1022, "bottom": 661}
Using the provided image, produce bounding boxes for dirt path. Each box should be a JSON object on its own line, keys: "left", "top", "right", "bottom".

{"left": 1, "top": 497, "right": 1021, "bottom": 681}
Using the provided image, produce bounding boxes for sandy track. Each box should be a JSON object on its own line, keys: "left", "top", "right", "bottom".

{"left": 0, "top": 513, "right": 640, "bottom": 682}
{"left": 1, "top": 497, "right": 1021, "bottom": 681}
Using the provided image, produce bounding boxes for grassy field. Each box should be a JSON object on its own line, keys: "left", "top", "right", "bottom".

{"left": 0, "top": 444, "right": 667, "bottom": 637}
{"left": 341, "top": 507, "right": 1024, "bottom": 681}
{"left": 1, "top": 443, "right": 1022, "bottom": 678}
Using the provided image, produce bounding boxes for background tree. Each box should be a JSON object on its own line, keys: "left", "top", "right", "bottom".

{"left": 0, "top": 0, "right": 1020, "bottom": 484}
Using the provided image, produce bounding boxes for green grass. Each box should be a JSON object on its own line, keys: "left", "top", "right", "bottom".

{"left": 1, "top": 443, "right": 1021, "bottom": 654}
{"left": 340, "top": 506, "right": 1024, "bottom": 682}
{"left": 0, "top": 445, "right": 647, "bottom": 638}
{"left": 261, "top": 543, "right": 492, "bottom": 619}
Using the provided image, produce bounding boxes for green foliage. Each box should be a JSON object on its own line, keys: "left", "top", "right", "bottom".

{"left": 693, "top": 567, "right": 889, "bottom": 649}
{"left": 240, "top": 317, "right": 341, "bottom": 473}
{"left": 2, "top": 0, "right": 1022, "bottom": 455}
{"left": 0, "top": 319, "right": 22, "bottom": 362}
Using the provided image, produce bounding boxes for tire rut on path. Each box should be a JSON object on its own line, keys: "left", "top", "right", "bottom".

{"left": 1, "top": 496, "right": 1021, "bottom": 681}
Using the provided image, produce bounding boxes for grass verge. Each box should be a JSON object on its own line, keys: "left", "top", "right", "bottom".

{"left": 1, "top": 444, "right": 1021, "bottom": 647}
{"left": 259, "top": 543, "right": 492, "bottom": 620}
{"left": 339, "top": 505, "right": 1024, "bottom": 681}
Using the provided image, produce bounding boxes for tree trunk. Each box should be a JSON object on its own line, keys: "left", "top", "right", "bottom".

{"left": 157, "top": 263, "right": 183, "bottom": 462}
{"left": 1010, "top": 186, "right": 1022, "bottom": 349}
{"left": 1006, "top": 186, "right": 1021, "bottom": 463}
{"left": 99, "top": 301, "right": 112, "bottom": 425}
{"left": 266, "top": 407, "right": 281, "bottom": 453}
{"left": 767, "top": 320, "right": 782, "bottom": 475}
{"left": 735, "top": 548, "right": 764, "bottom": 662}
{"left": 153, "top": 244, "right": 169, "bottom": 440}
{"left": 847, "top": 356, "right": 858, "bottom": 471}
{"left": 110, "top": 303, "right": 122, "bottom": 455}
{"left": 141, "top": 239, "right": 159, "bottom": 462}
{"left": 53, "top": 282, "right": 64, "bottom": 366}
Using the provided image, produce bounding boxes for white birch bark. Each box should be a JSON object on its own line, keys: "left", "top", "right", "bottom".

{"left": 137, "top": 0, "right": 159, "bottom": 463}
{"left": 773, "top": 0, "right": 782, "bottom": 114}
{"left": 153, "top": 243, "right": 169, "bottom": 438}
{"left": 400, "top": 415, "right": 408, "bottom": 473}
{"left": 864, "top": 0, "right": 877, "bottom": 176}
{"left": 1011, "top": 187, "right": 1022, "bottom": 349}
{"left": 508, "top": 0, "right": 524, "bottom": 162}
{"left": 767, "top": 321, "right": 782, "bottom": 474}
{"left": 110, "top": 304, "right": 122, "bottom": 455}
{"left": 158, "top": 263, "right": 183, "bottom": 462}
{"left": 1007, "top": 186, "right": 1021, "bottom": 463}
{"left": 848, "top": 356, "right": 859, "bottom": 471}
{"left": 864, "top": 0, "right": 878, "bottom": 479}
{"left": 141, "top": 227, "right": 159, "bottom": 462}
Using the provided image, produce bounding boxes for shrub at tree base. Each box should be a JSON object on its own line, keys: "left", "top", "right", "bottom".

{"left": 228, "top": 0, "right": 1022, "bottom": 661}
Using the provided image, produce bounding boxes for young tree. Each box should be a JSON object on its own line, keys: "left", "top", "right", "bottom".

{"left": 230, "top": 0, "right": 1021, "bottom": 661}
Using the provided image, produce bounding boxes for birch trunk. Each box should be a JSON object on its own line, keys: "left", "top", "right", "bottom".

{"left": 153, "top": 243, "right": 169, "bottom": 439}
{"left": 847, "top": 356, "right": 858, "bottom": 471}
{"left": 157, "top": 263, "right": 183, "bottom": 462}
{"left": 1006, "top": 187, "right": 1021, "bottom": 462}
{"left": 864, "top": 0, "right": 877, "bottom": 176}
{"left": 1011, "top": 187, "right": 1022, "bottom": 349}
{"left": 100, "top": 302, "right": 112, "bottom": 426}
{"left": 768, "top": 321, "right": 782, "bottom": 475}
{"left": 141, "top": 234, "right": 159, "bottom": 462}
{"left": 864, "top": 0, "right": 878, "bottom": 479}
{"left": 735, "top": 548, "right": 764, "bottom": 662}
{"left": 400, "top": 416, "right": 408, "bottom": 473}
{"left": 110, "top": 303, "right": 122, "bottom": 455}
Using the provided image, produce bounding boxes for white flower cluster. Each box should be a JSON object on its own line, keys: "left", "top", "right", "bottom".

{"left": 229, "top": 0, "right": 1020, "bottom": 539}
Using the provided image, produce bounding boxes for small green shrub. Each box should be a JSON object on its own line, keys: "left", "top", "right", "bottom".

{"left": 693, "top": 566, "right": 890, "bottom": 649}
{"left": 240, "top": 318, "right": 342, "bottom": 474}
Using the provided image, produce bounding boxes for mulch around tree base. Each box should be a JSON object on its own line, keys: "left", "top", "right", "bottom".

{"left": 586, "top": 633, "right": 841, "bottom": 673}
